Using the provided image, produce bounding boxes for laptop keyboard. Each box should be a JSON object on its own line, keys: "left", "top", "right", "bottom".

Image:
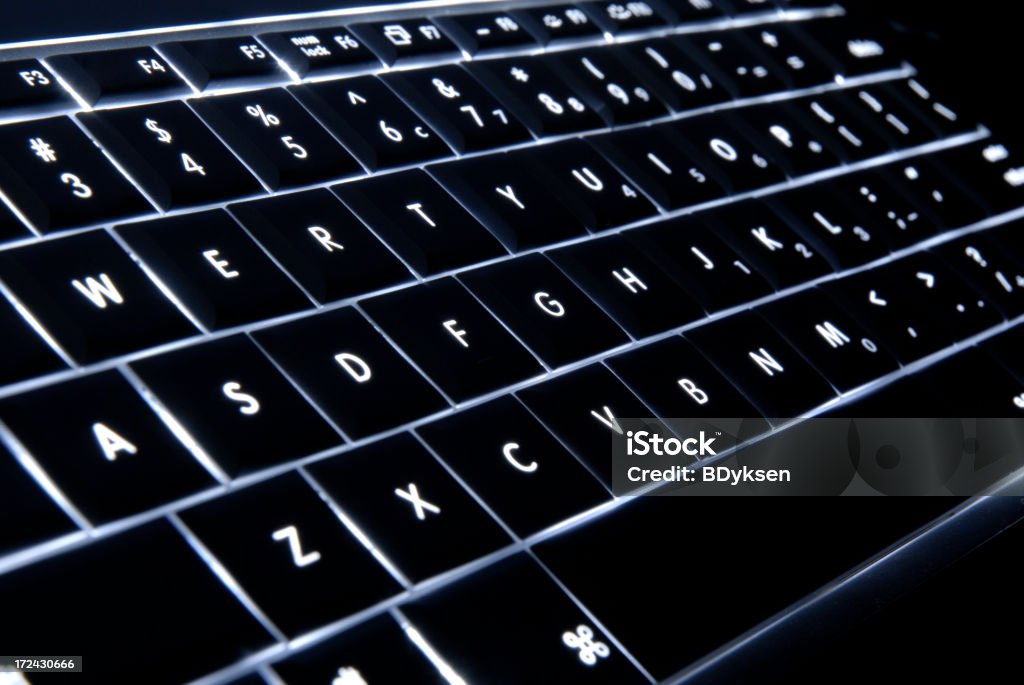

{"left": 2, "top": 0, "right": 1024, "bottom": 682}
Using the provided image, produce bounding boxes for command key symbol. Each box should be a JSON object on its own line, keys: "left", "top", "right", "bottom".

{"left": 562, "top": 624, "right": 610, "bottom": 666}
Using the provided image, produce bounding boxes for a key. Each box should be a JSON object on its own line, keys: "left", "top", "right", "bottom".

{"left": 47, "top": 47, "right": 189, "bottom": 106}
{"left": 884, "top": 158, "right": 986, "bottom": 230}
{"left": 434, "top": 11, "right": 540, "bottom": 54}
{"left": 252, "top": 307, "right": 448, "bottom": 439}
{"left": 117, "top": 210, "right": 311, "bottom": 329}
{"left": 0, "top": 116, "right": 151, "bottom": 232}
{"left": 361, "top": 278, "right": 544, "bottom": 402}
{"left": 228, "top": 189, "right": 411, "bottom": 304}
{"left": 190, "top": 88, "right": 363, "bottom": 189}
{"left": 0, "top": 441, "right": 75, "bottom": 556}
{"left": 130, "top": 335, "right": 340, "bottom": 475}
{"left": 272, "top": 614, "right": 446, "bottom": 684}
{"left": 0, "top": 231, "right": 196, "bottom": 362}
{"left": 931, "top": 140, "right": 1024, "bottom": 216}
{"left": 333, "top": 169, "right": 506, "bottom": 275}
{"left": 799, "top": 17, "right": 903, "bottom": 77}
{"left": 291, "top": 76, "right": 450, "bottom": 171}
{"left": 158, "top": 37, "right": 285, "bottom": 90}
{"left": 622, "top": 38, "right": 731, "bottom": 112}
{"left": 579, "top": 0, "right": 672, "bottom": 33}
{"left": 548, "top": 234, "right": 704, "bottom": 337}
{"left": 418, "top": 396, "right": 610, "bottom": 535}
{"left": 349, "top": 20, "right": 460, "bottom": 65}
{"left": 180, "top": 472, "right": 400, "bottom": 636}
{"left": 517, "top": 364, "right": 660, "bottom": 486}
{"left": 790, "top": 92, "right": 891, "bottom": 161}
{"left": 933, "top": 235, "right": 1024, "bottom": 318}
{"left": 0, "top": 296, "right": 66, "bottom": 386}
{"left": 685, "top": 311, "right": 838, "bottom": 418}
{"left": 0, "top": 370, "right": 215, "bottom": 524}
{"left": 465, "top": 57, "right": 604, "bottom": 137}
{"left": 667, "top": 114, "right": 786, "bottom": 191}
{"left": 674, "top": 30, "right": 787, "bottom": 98}
{"left": 459, "top": 254, "right": 630, "bottom": 367}
{"left": 306, "top": 433, "right": 512, "bottom": 581}
{"left": 727, "top": 103, "right": 841, "bottom": 176}
{"left": 259, "top": 27, "right": 381, "bottom": 77}
{"left": 831, "top": 170, "right": 940, "bottom": 250}
{"left": 428, "top": 151, "right": 588, "bottom": 251}
{"left": 78, "top": 101, "right": 264, "bottom": 210}
{"left": 0, "top": 59, "right": 73, "bottom": 115}
{"left": 0, "top": 520, "right": 274, "bottom": 683}
{"left": 510, "top": 4, "right": 604, "bottom": 44}
{"left": 382, "top": 65, "right": 531, "bottom": 152}
{"left": 546, "top": 47, "right": 668, "bottom": 124}
{"left": 736, "top": 24, "right": 834, "bottom": 88}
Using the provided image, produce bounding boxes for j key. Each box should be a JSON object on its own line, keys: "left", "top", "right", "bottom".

{"left": 117, "top": 211, "right": 311, "bottom": 330}
{"left": 336, "top": 169, "right": 505, "bottom": 276}
{"left": 883, "top": 158, "right": 986, "bottom": 230}
{"left": 931, "top": 140, "right": 1024, "bottom": 216}
{"left": 627, "top": 217, "right": 774, "bottom": 312}
{"left": 549, "top": 234, "right": 704, "bottom": 337}
{"left": 510, "top": 4, "right": 603, "bottom": 44}
{"left": 790, "top": 92, "right": 891, "bottom": 161}
{"left": 190, "top": 88, "right": 362, "bottom": 189}
{"left": 419, "top": 396, "right": 610, "bottom": 535}
{"left": 760, "top": 288, "right": 900, "bottom": 392}
{"left": 259, "top": 27, "right": 380, "bottom": 77}
{"left": 307, "top": 433, "right": 511, "bottom": 581}
{"left": 589, "top": 126, "right": 727, "bottom": 210}
{"left": 273, "top": 614, "right": 445, "bottom": 684}
{"left": 158, "top": 37, "right": 284, "bottom": 90}
{"left": 465, "top": 57, "right": 603, "bottom": 137}
{"left": 686, "top": 311, "right": 838, "bottom": 418}
{"left": 727, "top": 103, "right": 841, "bottom": 176}
{"left": 934, "top": 235, "right": 1024, "bottom": 318}
{"left": 361, "top": 278, "right": 543, "bottom": 402}
{"left": 736, "top": 24, "right": 834, "bottom": 88}
{"left": 0, "top": 371, "right": 214, "bottom": 524}
{"left": 622, "top": 38, "right": 731, "bottom": 112}
{"left": 349, "top": 20, "right": 460, "bottom": 65}
{"left": 460, "top": 254, "right": 630, "bottom": 367}
{"left": 404, "top": 553, "right": 646, "bottom": 683}
{"left": 799, "top": 17, "right": 904, "bottom": 77}
{"left": 180, "top": 472, "right": 400, "bottom": 636}
{"left": 290, "top": 77, "right": 450, "bottom": 171}
{"left": 847, "top": 84, "right": 937, "bottom": 149}
{"left": 0, "top": 441, "right": 75, "bottom": 556}
{"left": 78, "top": 102, "right": 263, "bottom": 210}
{"left": 517, "top": 364, "right": 660, "bottom": 486}
{"left": 434, "top": 12, "right": 540, "bottom": 54}
{"left": 0, "top": 59, "right": 73, "bottom": 115}
{"left": 228, "top": 189, "right": 411, "bottom": 303}
{"left": 0, "top": 116, "right": 151, "bottom": 232}
{"left": 709, "top": 200, "right": 833, "bottom": 289}
{"left": 580, "top": 0, "right": 671, "bottom": 33}
{"left": 674, "top": 30, "right": 786, "bottom": 98}
{"left": 47, "top": 47, "right": 188, "bottom": 106}
{"left": 832, "top": 171, "right": 939, "bottom": 250}
{"left": 670, "top": 114, "right": 786, "bottom": 190}
{"left": 0, "top": 520, "right": 273, "bottom": 683}
{"left": 546, "top": 47, "right": 667, "bottom": 125}
{"left": 253, "top": 308, "right": 447, "bottom": 439}
{"left": 429, "top": 152, "right": 588, "bottom": 250}
{"left": 0, "top": 296, "right": 66, "bottom": 386}
{"left": 890, "top": 77, "right": 970, "bottom": 138}
{"left": 0, "top": 231, "right": 195, "bottom": 362}
{"left": 382, "top": 65, "right": 531, "bottom": 153}
{"left": 130, "top": 335, "right": 340, "bottom": 475}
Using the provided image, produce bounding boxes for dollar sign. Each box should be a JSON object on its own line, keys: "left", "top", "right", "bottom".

{"left": 145, "top": 118, "right": 172, "bottom": 144}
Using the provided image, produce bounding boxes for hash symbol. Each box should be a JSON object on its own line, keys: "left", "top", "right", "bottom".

{"left": 562, "top": 624, "right": 610, "bottom": 666}
{"left": 29, "top": 137, "right": 57, "bottom": 163}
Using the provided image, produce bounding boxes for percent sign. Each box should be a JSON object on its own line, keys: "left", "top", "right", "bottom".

{"left": 246, "top": 104, "right": 280, "bottom": 127}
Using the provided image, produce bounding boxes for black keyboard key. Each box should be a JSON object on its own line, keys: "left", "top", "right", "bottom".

{"left": 419, "top": 396, "right": 610, "bottom": 535}
{"left": 259, "top": 27, "right": 381, "bottom": 77}
{"left": 511, "top": 4, "right": 603, "bottom": 44}
{"left": 0, "top": 520, "right": 274, "bottom": 682}
{"left": 429, "top": 152, "right": 588, "bottom": 251}
{"left": 0, "top": 231, "right": 195, "bottom": 362}
{"left": 660, "top": 0, "right": 728, "bottom": 22}
{"left": 894, "top": 348, "right": 1024, "bottom": 418}
{"left": 737, "top": 24, "right": 834, "bottom": 88}
{"left": 0, "top": 59, "right": 73, "bottom": 115}
{"left": 131, "top": 335, "right": 340, "bottom": 476}
{"left": 253, "top": 308, "right": 447, "bottom": 439}
{"left": 800, "top": 17, "right": 903, "bottom": 77}
{"left": 0, "top": 297, "right": 66, "bottom": 386}
{"left": 623, "top": 38, "right": 730, "bottom": 112}
{"left": 190, "top": 88, "right": 363, "bottom": 189}
{"left": 382, "top": 65, "right": 531, "bottom": 153}
{"left": 0, "top": 116, "right": 151, "bottom": 232}
{"left": 0, "top": 371, "right": 214, "bottom": 524}
{"left": 890, "top": 77, "right": 970, "bottom": 138}
{"left": 361, "top": 278, "right": 543, "bottom": 402}
{"left": 307, "top": 433, "right": 511, "bottom": 581}
{"left": 180, "top": 472, "right": 400, "bottom": 636}
{"left": 580, "top": 0, "right": 671, "bottom": 33}
{"left": 117, "top": 211, "right": 311, "bottom": 330}
{"left": 726, "top": 0, "right": 780, "bottom": 13}
{"left": 78, "top": 101, "right": 263, "bottom": 210}
{"left": 675, "top": 30, "right": 786, "bottom": 98}
{"left": 228, "top": 189, "right": 411, "bottom": 303}
{"left": 273, "top": 614, "right": 445, "bottom": 684}
{"left": 291, "top": 76, "right": 450, "bottom": 171}
{"left": 47, "top": 47, "right": 188, "bottom": 106}
{"left": 933, "top": 235, "right": 1024, "bottom": 319}
{"left": 667, "top": 114, "right": 786, "bottom": 191}
{"left": 403, "top": 553, "right": 647, "bottom": 683}
{"left": 350, "top": 20, "right": 460, "bottom": 65}
{"left": 548, "top": 234, "right": 704, "bottom": 337}
{"left": 686, "top": 311, "right": 838, "bottom": 418}
{"left": 727, "top": 102, "right": 841, "bottom": 176}
{"left": 434, "top": 11, "right": 540, "bottom": 54}
{"left": 460, "top": 254, "right": 630, "bottom": 367}
{"left": 159, "top": 37, "right": 285, "bottom": 90}
{"left": 334, "top": 169, "right": 506, "bottom": 275}
{"left": 0, "top": 202, "right": 30, "bottom": 243}
{"left": 547, "top": 47, "right": 668, "bottom": 124}
{"left": 886, "top": 158, "right": 985, "bottom": 230}
{"left": 844, "top": 170, "right": 946, "bottom": 249}
{"left": 0, "top": 441, "right": 75, "bottom": 556}
{"left": 791, "top": 92, "right": 891, "bottom": 161}
{"left": 931, "top": 140, "right": 1024, "bottom": 216}
{"left": 847, "top": 84, "right": 937, "bottom": 149}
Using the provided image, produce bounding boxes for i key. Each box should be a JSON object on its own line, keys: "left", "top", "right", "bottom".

{"left": 0, "top": 116, "right": 151, "bottom": 232}
{"left": 0, "top": 59, "right": 74, "bottom": 115}
{"left": 78, "top": 101, "right": 263, "bottom": 210}
{"left": 158, "top": 37, "right": 285, "bottom": 90}
{"left": 47, "top": 47, "right": 189, "bottom": 106}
